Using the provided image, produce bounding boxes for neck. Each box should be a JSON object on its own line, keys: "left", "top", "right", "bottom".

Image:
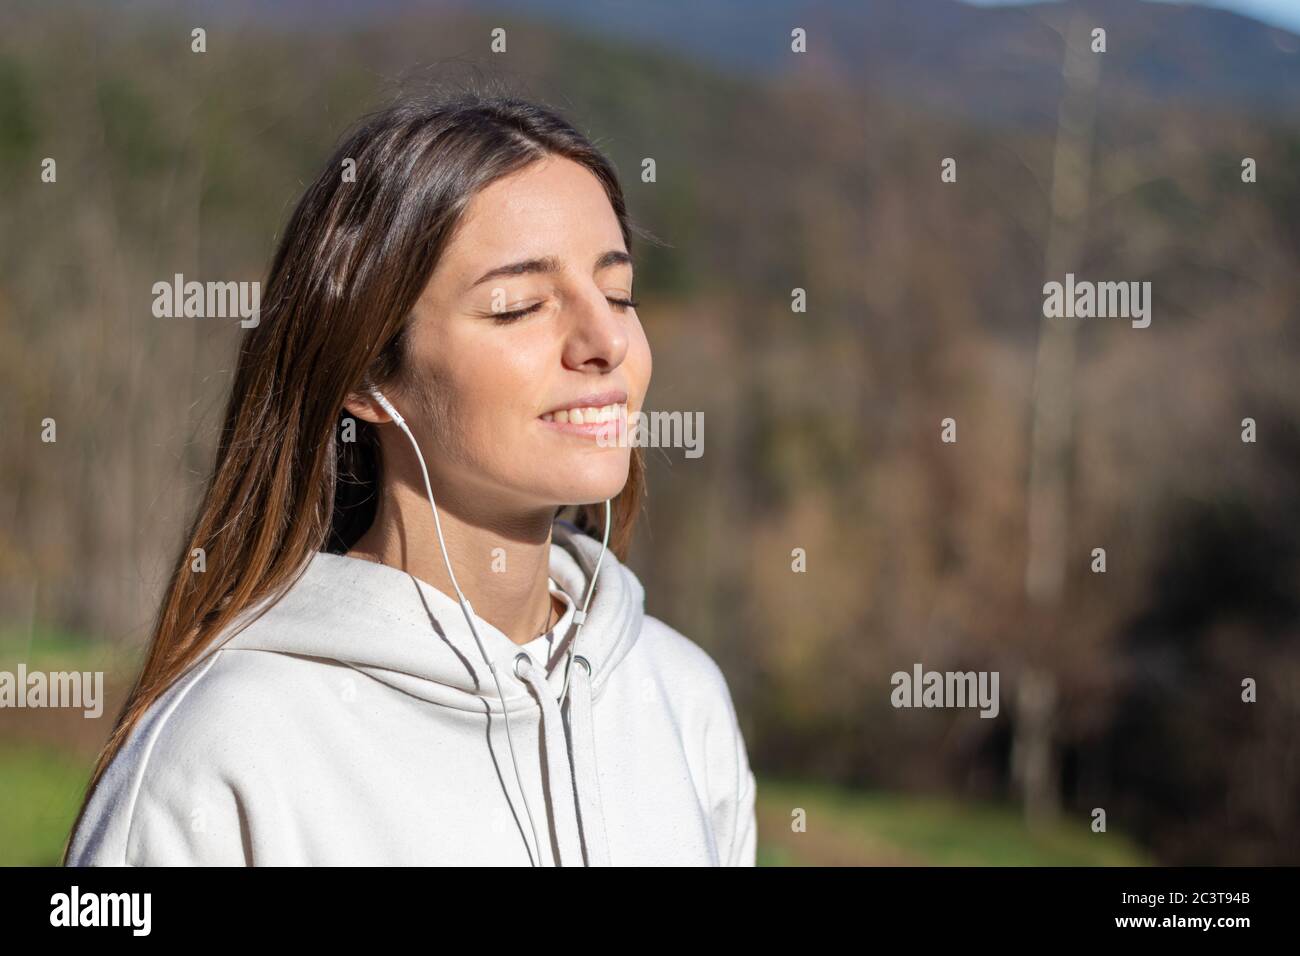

{"left": 347, "top": 477, "right": 562, "bottom": 647}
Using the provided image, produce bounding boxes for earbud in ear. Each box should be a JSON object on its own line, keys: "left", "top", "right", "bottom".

{"left": 369, "top": 388, "right": 405, "bottom": 427}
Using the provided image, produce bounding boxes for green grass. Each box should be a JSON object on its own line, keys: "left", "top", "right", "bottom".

{"left": 0, "top": 742, "right": 92, "bottom": 866}
{"left": 756, "top": 775, "right": 1152, "bottom": 866}
{"left": 0, "top": 624, "right": 128, "bottom": 866}
{"left": 0, "top": 623, "right": 136, "bottom": 677}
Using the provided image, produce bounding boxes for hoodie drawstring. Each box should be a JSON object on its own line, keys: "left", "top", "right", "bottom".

{"left": 513, "top": 652, "right": 609, "bottom": 866}
{"left": 566, "top": 654, "right": 612, "bottom": 865}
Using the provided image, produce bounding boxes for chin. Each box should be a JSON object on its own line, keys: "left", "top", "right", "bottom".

{"left": 540, "top": 463, "right": 630, "bottom": 508}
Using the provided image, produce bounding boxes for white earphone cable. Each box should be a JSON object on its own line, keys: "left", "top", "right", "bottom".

{"left": 368, "top": 388, "right": 613, "bottom": 866}
{"left": 368, "top": 389, "right": 546, "bottom": 865}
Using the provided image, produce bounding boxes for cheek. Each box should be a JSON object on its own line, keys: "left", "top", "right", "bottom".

{"left": 441, "top": 330, "right": 549, "bottom": 434}
{"left": 627, "top": 325, "right": 653, "bottom": 403}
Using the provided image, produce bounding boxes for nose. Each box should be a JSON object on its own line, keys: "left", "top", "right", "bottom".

{"left": 561, "top": 283, "right": 630, "bottom": 373}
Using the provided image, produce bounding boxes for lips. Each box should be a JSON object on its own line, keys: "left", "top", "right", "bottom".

{"left": 539, "top": 403, "right": 625, "bottom": 425}
{"left": 537, "top": 391, "right": 629, "bottom": 440}
{"left": 539, "top": 390, "right": 629, "bottom": 424}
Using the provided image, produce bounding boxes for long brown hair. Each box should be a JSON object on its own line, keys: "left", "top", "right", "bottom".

{"left": 63, "top": 87, "right": 655, "bottom": 862}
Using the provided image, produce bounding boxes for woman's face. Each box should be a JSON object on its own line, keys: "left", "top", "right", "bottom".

{"left": 379, "top": 155, "right": 651, "bottom": 515}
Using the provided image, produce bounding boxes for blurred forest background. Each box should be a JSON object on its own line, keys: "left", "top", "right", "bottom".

{"left": 1, "top": 0, "right": 1298, "bottom": 865}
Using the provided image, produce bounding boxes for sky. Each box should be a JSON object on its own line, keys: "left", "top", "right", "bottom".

{"left": 960, "top": 0, "right": 1300, "bottom": 33}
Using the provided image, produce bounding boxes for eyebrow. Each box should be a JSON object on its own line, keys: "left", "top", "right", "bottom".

{"left": 468, "top": 250, "right": 633, "bottom": 290}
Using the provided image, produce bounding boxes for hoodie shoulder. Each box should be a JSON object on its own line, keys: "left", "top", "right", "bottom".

{"left": 67, "top": 647, "right": 313, "bottom": 866}
{"left": 636, "top": 614, "right": 736, "bottom": 703}
{"left": 633, "top": 613, "right": 749, "bottom": 751}
{"left": 633, "top": 614, "right": 757, "bottom": 866}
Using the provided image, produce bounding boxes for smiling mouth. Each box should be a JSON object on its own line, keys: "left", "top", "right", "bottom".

{"left": 537, "top": 403, "right": 629, "bottom": 440}
{"left": 539, "top": 403, "right": 627, "bottom": 425}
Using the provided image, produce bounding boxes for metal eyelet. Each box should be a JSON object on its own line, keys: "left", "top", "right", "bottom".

{"left": 572, "top": 654, "right": 592, "bottom": 675}
{"left": 513, "top": 652, "right": 531, "bottom": 679}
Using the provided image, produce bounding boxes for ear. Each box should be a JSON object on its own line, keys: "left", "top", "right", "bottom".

{"left": 342, "top": 390, "right": 394, "bottom": 425}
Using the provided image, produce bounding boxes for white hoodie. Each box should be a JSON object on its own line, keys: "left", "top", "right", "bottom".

{"left": 66, "top": 521, "right": 757, "bottom": 866}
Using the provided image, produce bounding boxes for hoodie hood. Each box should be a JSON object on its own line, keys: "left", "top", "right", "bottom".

{"left": 211, "top": 518, "right": 644, "bottom": 865}
{"left": 218, "top": 519, "right": 643, "bottom": 706}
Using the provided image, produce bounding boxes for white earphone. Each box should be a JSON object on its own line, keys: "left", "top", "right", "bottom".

{"left": 367, "top": 387, "right": 611, "bottom": 865}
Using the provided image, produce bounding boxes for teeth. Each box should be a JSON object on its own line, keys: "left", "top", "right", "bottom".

{"left": 541, "top": 403, "right": 627, "bottom": 424}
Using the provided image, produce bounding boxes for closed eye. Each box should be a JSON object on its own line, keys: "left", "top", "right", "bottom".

{"left": 491, "top": 302, "right": 544, "bottom": 324}
{"left": 492, "top": 296, "right": 640, "bottom": 324}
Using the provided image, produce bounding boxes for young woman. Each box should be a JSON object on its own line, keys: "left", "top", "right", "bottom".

{"left": 63, "top": 92, "right": 756, "bottom": 866}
